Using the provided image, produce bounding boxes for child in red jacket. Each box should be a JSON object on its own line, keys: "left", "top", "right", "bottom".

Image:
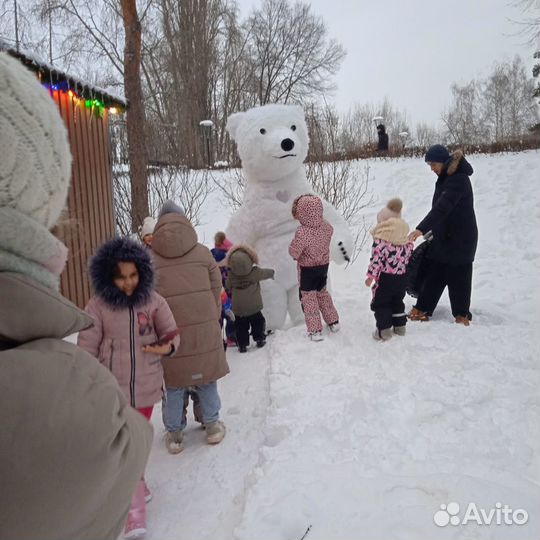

{"left": 289, "top": 194, "right": 340, "bottom": 341}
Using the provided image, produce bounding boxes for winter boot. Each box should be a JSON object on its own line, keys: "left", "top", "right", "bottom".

{"left": 165, "top": 430, "right": 184, "bottom": 455}
{"left": 393, "top": 326, "right": 406, "bottom": 336}
{"left": 205, "top": 420, "right": 226, "bottom": 444}
{"left": 124, "top": 480, "right": 147, "bottom": 539}
{"left": 328, "top": 322, "right": 341, "bottom": 333}
{"left": 455, "top": 315, "right": 471, "bottom": 326}
{"left": 256, "top": 339, "right": 266, "bottom": 348}
{"left": 239, "top": 345, "right": 248, "bottom": 353}
{"left": 142, "top": 478, "right": 152, "bottom": 503}
{"left": 309, "top": 331, "right": 324, "bottom": 342}
{"left": 407, "top": 307, "right": 429, "bottom": 321}
{"left": 373, "top": 328, "right": 393, "bottom": 341}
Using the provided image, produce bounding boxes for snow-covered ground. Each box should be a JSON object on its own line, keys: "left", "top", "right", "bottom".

{"left": 145, "top": 150, "right": 540, "bottom": 540}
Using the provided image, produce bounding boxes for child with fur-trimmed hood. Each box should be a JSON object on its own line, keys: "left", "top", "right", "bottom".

{"left": 289, "top": 194, "right": 340, "bottom": 341}
{"left": 366, "top": 198, "right": 414, "bottom": 341}
{"left": 226, "top": 245, "right": 274, "bottom": 352}
{"left": 78, "top": 236, "right": 180, "bottom": 538}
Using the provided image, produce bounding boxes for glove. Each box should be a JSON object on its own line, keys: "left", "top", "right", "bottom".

{"left": 224, "top": 308, "right": 235, "bottom": 322}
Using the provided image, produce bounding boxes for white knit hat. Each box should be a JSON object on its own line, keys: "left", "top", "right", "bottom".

{"left": 141, "top": 216, "right": 157, "bottom": 238}
{"left": 0, "top": 53, "right": 72, "bottom": 230}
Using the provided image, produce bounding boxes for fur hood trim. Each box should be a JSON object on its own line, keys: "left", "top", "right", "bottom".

{"left": 89, "top": 237, "right": 154, "bottom": 310}
{"left": 227, "top": 244, "right": 259, "bottom": 265}
{"left": 447, "top": 150, "right": 464, "bottom": 175}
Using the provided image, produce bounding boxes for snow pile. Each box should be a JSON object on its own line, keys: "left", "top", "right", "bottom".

{"left": 144, "top": 150, "right": 539, "bottom": 540}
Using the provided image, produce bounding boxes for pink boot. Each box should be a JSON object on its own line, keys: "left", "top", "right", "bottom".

{"left": 124, "top": 480, "right": 147, "bottom": 539}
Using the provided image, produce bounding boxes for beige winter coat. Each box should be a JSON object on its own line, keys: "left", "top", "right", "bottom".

{"left": 152, "top": 213, "right": 229, "bottom": 388}
{"left": 0, "top": 272, "right": 153, "bottom": 540}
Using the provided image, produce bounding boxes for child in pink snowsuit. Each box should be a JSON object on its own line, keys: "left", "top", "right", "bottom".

{"left": 289, "top": 194, "right": 340, "bottom": 341}
{"left": 78, "top": 237, "right": 180, "bottom": 540}
{"left": 365, "top": 198, "right": 414, "bottom": 341}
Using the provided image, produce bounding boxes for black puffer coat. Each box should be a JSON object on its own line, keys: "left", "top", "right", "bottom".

{"left": 417, "top": 151, "right": 478, "bottom": 265}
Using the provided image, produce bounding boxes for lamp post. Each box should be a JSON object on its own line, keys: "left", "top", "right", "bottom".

{"left": 199, "top": 119, "right": 213, "bottom": 168}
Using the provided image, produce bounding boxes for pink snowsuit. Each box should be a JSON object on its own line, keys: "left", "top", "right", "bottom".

{"left": 289, "top": 195, "right": 339, "bottom": 334}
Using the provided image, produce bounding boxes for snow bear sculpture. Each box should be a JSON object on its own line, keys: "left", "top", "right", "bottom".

{"left": 226, "top": 103, "right": 353, "bottom": 330}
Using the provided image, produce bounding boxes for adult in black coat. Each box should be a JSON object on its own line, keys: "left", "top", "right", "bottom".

{"left": 408, "top": 144, "right": 478, "bottom": 325}
{"left": 377, "top": 124, "right": 389, "bottom": 151}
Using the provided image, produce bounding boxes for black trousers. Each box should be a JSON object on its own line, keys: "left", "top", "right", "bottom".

{"left": 235, "top": 311, "right": 266, "bottom": 347}
{"left": 415, "top": 260, "right": 473, "bottom": 318}
{"left": 300, "top": 264, "right": 329, "bottom": 291}
{"left": 371, "top": 273, "right": 407, "bottom": 330}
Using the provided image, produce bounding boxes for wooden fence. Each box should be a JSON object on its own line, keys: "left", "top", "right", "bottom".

{"left": 53, "top": 90, "right": 116, "bottom": 309}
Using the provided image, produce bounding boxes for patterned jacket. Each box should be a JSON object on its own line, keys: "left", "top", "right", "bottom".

{"left": 289, "top": 194, "right": 333, "bottom": 267}
{"left": 367, "top": 239, "right": 414, "bottom": 283}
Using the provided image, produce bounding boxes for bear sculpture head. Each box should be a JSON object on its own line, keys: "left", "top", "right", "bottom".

{"left": 226, "top": 104, "right": 309, "bottom": 184}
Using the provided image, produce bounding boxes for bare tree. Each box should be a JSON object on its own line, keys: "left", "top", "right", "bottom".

{"left": 482, "top": 62, "right": 512, "bottom": 141}
{"left": 244, "top": 0, "right": 345, "bottom": 105}
{"left": 211, "top": 168, "right": 246, "bottom": 211}
{"left": 414, "top": 122, "right": 440, "bottom": 147}
{"left": 509, "top": 0, "right": 540, "bottom": 45}
{"left": 442, "top": 81, "right": 486, "bottom": 145}
{"left": 479, "top": 56, "right": 538, "bottom": 141}
{"left": 534, "top": 50, "right": 540, "bottom": 105}
{"left": 148, "top": 167, "right": 212, "bottom": 226}
{"left": 505, "top": 55, "right": 539, "bottom": 135}
{"left": 120, "top": 0, "right": 149, "bottom": 231}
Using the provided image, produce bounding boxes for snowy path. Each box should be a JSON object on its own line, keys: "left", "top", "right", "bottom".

{"left": 145, "top": 151, "right": 539, "bottom": 540}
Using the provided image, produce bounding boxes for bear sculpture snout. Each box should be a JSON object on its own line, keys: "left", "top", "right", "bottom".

{"left": 281, "top": 138, "right": 294, "bottom": 152}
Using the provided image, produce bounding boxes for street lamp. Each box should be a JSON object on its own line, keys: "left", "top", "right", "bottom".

{"left": 199, "top": 119, "right": 213, "bottom": 167}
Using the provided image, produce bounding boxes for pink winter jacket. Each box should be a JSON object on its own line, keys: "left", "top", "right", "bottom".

{"left": 78, "top": 292, "right": 180, "bottom": 408}
{"left": 289, "top": 195, "right": 333, "bottom": 267}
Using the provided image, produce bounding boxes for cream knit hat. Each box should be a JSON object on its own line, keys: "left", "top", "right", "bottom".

{"left": 376, "top": 197, "right": 402, "bottom": 223}
{"left": 0, "top": 53, "right": 72, "bottom": 230}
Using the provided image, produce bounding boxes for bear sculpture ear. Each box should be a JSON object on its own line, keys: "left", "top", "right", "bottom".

{"left": 226, "top": 111, "right": 244, "bottom": 140}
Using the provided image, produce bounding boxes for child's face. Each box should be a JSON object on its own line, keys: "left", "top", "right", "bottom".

{"left": 113, "top": 261, "right": 139, "bottom": 296}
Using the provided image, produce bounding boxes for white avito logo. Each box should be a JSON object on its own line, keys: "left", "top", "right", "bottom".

{"left": 434, "top": 502, "right": 529, "bottom": 527}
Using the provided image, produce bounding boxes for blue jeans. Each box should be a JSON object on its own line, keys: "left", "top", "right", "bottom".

{"left": 162, "top": 382, "right": 221, "bottom": 432}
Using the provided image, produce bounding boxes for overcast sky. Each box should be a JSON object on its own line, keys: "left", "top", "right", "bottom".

{"left": 237, "top": 0, "right": 536, "bottom": 129}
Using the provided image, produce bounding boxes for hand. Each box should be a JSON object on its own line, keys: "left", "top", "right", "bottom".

{"left": 365, "top": 277, "right": 373, "bottom": 287}
{"left": 224, "top": 308, "right": 235, "bottom": 322}
{"left": 142, "top": 342, "right": 173, "bottom": 355}
{"left": 408, "top": 229, "right": 423, "bottom": 242}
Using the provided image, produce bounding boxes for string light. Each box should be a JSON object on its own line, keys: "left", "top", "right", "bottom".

{"left": 42, "top": 82, "right": 125, "bottom": 117}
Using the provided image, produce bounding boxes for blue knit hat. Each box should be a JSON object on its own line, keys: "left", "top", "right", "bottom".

{"left": 425, "top": 144, "right": 450, "bottom": 163}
